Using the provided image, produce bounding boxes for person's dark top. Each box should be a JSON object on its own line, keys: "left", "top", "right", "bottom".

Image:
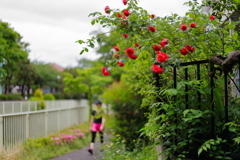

{"left": 92, "top": 110, "right": 102, "bottom": 123}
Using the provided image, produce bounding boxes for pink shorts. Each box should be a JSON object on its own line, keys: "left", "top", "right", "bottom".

{"left": 91, "top": 123, "right": 103, "bottom": 132}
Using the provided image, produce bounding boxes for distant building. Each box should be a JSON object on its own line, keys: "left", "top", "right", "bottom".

{"left": 51, "top": 63, "right": 65, "bottom": 72}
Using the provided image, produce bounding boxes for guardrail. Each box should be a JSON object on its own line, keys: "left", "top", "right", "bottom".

{"left": 0, "top": 99, "right": 89, "bottom": 114}
{"left": 0, "top": 99, "right": 89, "bottom": 148}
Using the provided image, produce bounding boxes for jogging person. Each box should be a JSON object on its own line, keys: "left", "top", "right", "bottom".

{"left": 88, "top": 100, "right": 105, "bottom": 154}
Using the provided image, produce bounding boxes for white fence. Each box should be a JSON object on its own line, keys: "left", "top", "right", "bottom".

{"left": 0, "top": 99, "right": 89, "bottom": 148}
{"left": 0, "top": 99, "right": 87, "bottom": 114}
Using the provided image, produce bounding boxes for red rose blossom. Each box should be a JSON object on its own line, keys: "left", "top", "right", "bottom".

{"left": 128, "top": 54, "right": 138, "bottom": 60}
{"left": 185, "top": 45, "right": 194, "bottom": 52}
{"left": 152, "top": 65, "right": 163, "bottom": 74}
{"left": 126, "top": 48, "right": 138, "bottom": 59}
{"left": 105, "top": 6, "right": 110, "bottom": 14}
{"left": 157, "top": 52, "right": 168, "bottom": 63}
{"left": 210, "top": 15, "right": 215, "bottom": 20}
{"left": 123, "top": 0, "right": 127, "bottom": 5}
{"left": 149, "top": 26, "right": 156, "bottom": 32}
{"left": 126, "top": 48, "right": 134, "bottom": 56}
{"left": 117, "top": 61, "right": 124, "bottom": 67}
{"left": 153, "top": 44, "right": 161, "bottom": 51}
{"left": 122, "top": 33, "right": 128, "bottom": 38}
{"left": 113, "top": 45, "right": 120, "bottom": 51}
{"left": 123, "top": 10, "right": 130, "bottom": 17}
{"left": 135, "top": 43, "right": 139, "bottom": 47}
{"left": 160, "top": 38, "right": 168, "bottom": 47}
{"left": 113, "top": 53, "right": 120, "bottom": 58}
{"left": 117, "top": 13, "right": 122, "bottom": 17}
{"left": 180, "top": 48, "right": 189, "bottom": 55}
{"left": 151, "top": 14, "right": 155, "bottom": 19}
{"left": 190, "top": 23, "right": 196, "bottom": 28}
{"left": 101, "top": 67, "right": 110, "bottom": 76}
{"left": 122, "top": 16, "right": 127, "bottom": 19}
{"left": 180, "top": 23, "right": 188, "bottom": 31}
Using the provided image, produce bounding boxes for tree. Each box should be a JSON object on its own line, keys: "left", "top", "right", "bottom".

{"left": 15, "top": 59, "right": 38, "bottom": 96}
{"left": 33, "top": 61, "right": 60, "bottom": 89}
{"left": 0, "top": 21, "right": 29, "bottom": 94}
{"left": 63, "top": 60, "right": 112, "bottom": 115}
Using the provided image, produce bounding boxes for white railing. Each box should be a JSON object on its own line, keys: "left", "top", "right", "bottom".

{"left": 0, "top": 99, "right": 88, "bottom": 114}
{"left": 0, "top": 99, "right": 90, "bottom": 148}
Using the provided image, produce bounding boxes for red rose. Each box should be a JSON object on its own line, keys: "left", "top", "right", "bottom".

{"left": 180, "top": 23, "right": 188, "bottom": 31}
{"left": 128, "top": 54, "right": 138, "bottom": 60}
{"left": 117, "top": 61, "right": 124, "bottom": 67}
{"left": 123, "top": 10, "right": 130, "bottom": 16}
{"left": 105, "top": 6, "right": 110, "bottom": 14}
{"left": 122, "top": 16, "right": 127, "bottom": 19}
{"left": 150, "top": 14, "right": 155, "bottom": 19}
{"left": 101, "top": 67, "right": 110, "bottom": 76}
{"left": 113, "top": 45, "right": 120, "bottom": 51}
{"left": 160, "top": 38, "right": 168, "bottom": 47}
{"left": 185, "top": 45, "right": 194, "bottom": 52}
{"left": 122, "top": 33, "right": 128, "bottom": 38}
{"left": 135, "top": 43, "right": 139, "bottom": 47}
{"left": 180, "top": 48, "right": 189, "bottom": 55}
{"left": 113, "top": 53, "right": 120, "bottom": 58}
{"left": 117, "top": 13, "right": 122, "bottom": 17}
{"left": 126, "top": 48, "right": 138, "bottom": 59}
{"left": 157, "top": 52, "right": 168, "bottom": 63}
{"left": 149, "top": 26, "right": 156, "bottom": 32}
{"left": 126, "top": 48, "right": 134, "bottom": 56}
{"left": 190, "top": 23, "right": 196, "bottom": 28}
{"left": 123, "top": 0, "right": 127, "bottom": 5}
{"left": 153, "top": 44, "right": 161, "bottom": 51}
{"left": 210, "top": 15, "right": 215, "bottom": 20}
{"left": 152, "top": 65, "right": 163, "bottom": 74}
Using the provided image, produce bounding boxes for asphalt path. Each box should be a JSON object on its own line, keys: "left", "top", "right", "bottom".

{"left": 49, "top": 133, "right": 111, "bottom": 160}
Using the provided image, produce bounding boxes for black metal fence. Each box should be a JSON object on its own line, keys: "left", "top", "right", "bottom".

{"left": 155, "top": 56, "right": 240, "bottom": 157}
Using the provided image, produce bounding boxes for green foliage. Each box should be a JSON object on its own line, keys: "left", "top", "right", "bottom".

{"left": 28, "top": 89, "right": 46, "bottom": 109}
{"left": 102, "top": 135, "right": 157, "bottom": 160}
{"left": 0, "top": 21, "right": 30, "bottom": 94}
{"left": 0, "top": 94, "right": 23, "bottom": 101}
{"left": 33, "top": 62, "right": 60, "bottom": 88}
{"left": 34, "top": 89, "right": 44, "bottom": 100}
{"left": 43, "top": 93, "right": 55, "bottom": 100}
{"left": 28, "top": 97, "right": 45, "bottom": 110}
{"left": 18, "top": 122, "right": 91, "bottom": 160}
{"left": 101, "top": 81, "right": 149, "bottom": 151}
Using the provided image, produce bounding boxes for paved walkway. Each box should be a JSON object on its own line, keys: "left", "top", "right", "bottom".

{"left": 49, "top": 134, "right": 110, "bottom": 160}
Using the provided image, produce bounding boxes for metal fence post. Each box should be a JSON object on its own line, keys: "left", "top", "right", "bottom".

{"left": 45, "top": 111, "right": 48, "bottom": 136}
{"left": 0, "top": 116, "right": 3, "bottom": 148}
{"left": 26, "top": 114, "right": 29, "bottom": 138}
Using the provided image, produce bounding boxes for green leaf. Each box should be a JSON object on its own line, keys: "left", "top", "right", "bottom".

{"left": 198, "top": 148, "right": 203, "bottom": 156}
{"left": 202, "top": 146, "right": 207, "bottom": 151}
{"left": 91, "top": 20, "right": 95, "bottom": 25}
{"left": 84, "top": 48, "right": 89, "bottom": 52}
{"left": 80, "top": 50, "right": 84, "bottom": 55}
{"left": 215, "top": 156, "right": 223, "bottom": 159}
{"left": 206, "top": 144, "right": 211, "bottom": 149}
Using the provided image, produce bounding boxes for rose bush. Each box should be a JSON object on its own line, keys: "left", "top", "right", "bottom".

{"left": 78, "top": 0, "right": 240, "bottom": 159}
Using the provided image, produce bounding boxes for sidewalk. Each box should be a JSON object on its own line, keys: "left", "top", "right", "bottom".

{"left": 49, "top": 134, "right": 111, "bottom": 160}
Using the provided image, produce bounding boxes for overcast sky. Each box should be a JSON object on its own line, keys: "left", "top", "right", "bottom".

{"left": 0, "top": 0, "right": 192, "bottom": 68}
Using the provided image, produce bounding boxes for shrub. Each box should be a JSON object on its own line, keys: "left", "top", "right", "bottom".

{"left": 43, "top": 93, "right": 55, "bottom": 100}
{"left": 0, "top": 94, "right": 22, "bottom": 101}
{"left": 28, "top": 97, "right": 46, "bottom": 110}
{"left": 34, "top": 89, "right": 44, "bottom": 100}
{"left": 101, "top": 82, "right": 149, "bottom": 151}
